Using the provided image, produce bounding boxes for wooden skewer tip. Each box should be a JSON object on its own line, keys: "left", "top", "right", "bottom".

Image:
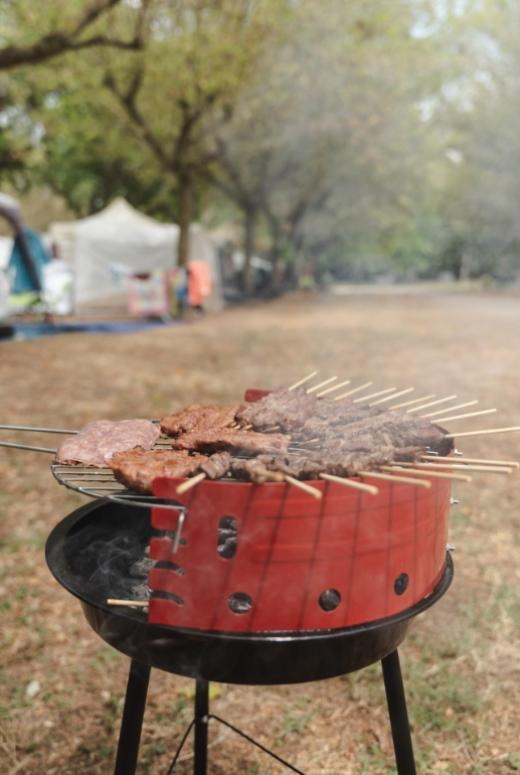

{"left": 106, "top": 599, "right": 149, "bottom": 607}
{"left": 176, "top": 472, "right": 207, "bottom": 494}
{"left": 287, "top": 371, "right": 318, "bottom": 391}
{"left": 319, "top": 473, "right": 379, "bottom": 496}
{"left": 284, "top": 475, "right": 322, "bottom": 499}
{"left": 306, "top": 376, "right": 338, "bottom": 394}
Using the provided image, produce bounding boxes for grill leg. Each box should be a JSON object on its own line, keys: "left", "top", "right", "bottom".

{"left": 381, "top": 650, "right": 416, "bottom": 775}
{"left": 113, "top": 659, "right": 151, "bottom": 775}
{"left": 193, "top": 679, "right": 209, "bottom": 775}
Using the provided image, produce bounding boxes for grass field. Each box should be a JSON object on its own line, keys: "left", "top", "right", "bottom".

{"left": 1, "top": 290, "right": 519, "bottom": 774}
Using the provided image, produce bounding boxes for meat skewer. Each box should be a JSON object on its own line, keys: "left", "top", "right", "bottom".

{"left": 306, "top": 376, "right": 338, "bottom": 394}
{"left": 287, "top": 371, "right": 318, "bottom": 391}
{"left": 444, "top": 425, "right": 520, "bottom": 439}
{"left": 316, "top": 379, "right": 351, "bottom": 397}
{"left": 370, "top": 387, "right": 414, "bottom": 406}
{"left": 422, "top": 454, "right": 519, "bottom": 468}
{"left": 407, "top": 395, "right": 457, "bottom": 413}
{"left": 319, "top": 473, "right": 379, "bottom": 496}
{"left": 421, "top": 400, "right": 478, "bottom": 418}
{"left": 390, "top": 394, "right": 435, "bottom": 410}
{"left": 333, "top": 381, "right": 374, "bottom": 400}
{"left": 430, "top": 408, "right": 496, "bottom": 423}
{"left": 385, "top": 466, "right": 472, "bottom": 482}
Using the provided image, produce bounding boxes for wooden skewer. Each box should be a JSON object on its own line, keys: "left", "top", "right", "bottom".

{"left": 319, "top": 473, "right": 379, "bottom": 495}
{"left": 444, "top": 425, "right": 520, "bottom": 439}
{"left": 396, "top": 461, "right": 512, "bottom": 475}
{"left": 291, "top": 437, "right": 319, "bottom": 446}
{"left": 422, "top": 454, "right": 520, "bottom": 468}
{"left": 306, "top": 376, "right": 337, "bottom": 394}
{"left": 370, "top": 387, "right": 414, "bottom": 406}
{"left": 383, "top": 465, "right": 472, "bottom": 482}
{"left": 106, "top": 599, "right": 149, "bottom": 607}
{"left": 421, "top": 400, "right": 478, "bottom": 418}
{"left": 333, "top": 381, "right": 373, "bottom": 401}
{"left": 176, "top": 472, "right": 207, "bottom": 494}
{"left": 431, "top": 408, "right": 497, "bottom": 423}
{"left": 353, "top": 387, "right": 397, "bottom": 404}
{"left": 407, "top": 395, "right": 457, "bottom": 413}
{"left": 285, "top": 475, "right": 322, "bottom": 499}
{"left": 316, "top": 379, "right": 351, "bottom": 397}
{"left": 389, "top": 394, "right": 435, "bottom": 410}
{"left": 288, "top": 371, "right": 318, "bottom": 391}
{"left": 358, "top": 470, "right": 431, "bottom": 488}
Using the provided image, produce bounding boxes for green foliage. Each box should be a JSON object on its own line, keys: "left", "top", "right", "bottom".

{"left": 2, "top": 0, "right": 520, "bottom": 285}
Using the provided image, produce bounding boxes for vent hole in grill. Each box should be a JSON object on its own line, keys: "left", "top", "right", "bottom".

{"left": 155, "top": 561, "right": 186, "bottom": 576}
{"left": 218, "top": 516, "right": 238, "bottom": 560}
{"left": 318, "top": 589, "right": 341, "bottom": 612}
{"left": 228, "top": 592, "right": 252, "bottom": 614}
{"left": 394, "top": 573, "right": 409, "bottom": 596}
{"left": 151, "top": 590, "right": 185, "bottom": 606}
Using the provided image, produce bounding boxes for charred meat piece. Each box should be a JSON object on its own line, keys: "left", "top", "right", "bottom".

{"left": 110, "top": 449, "right": 207, "bottom": 494}
{"left": 200, "top": 451, "right": 233, "bottom": 479}
{"left": 56, "top": 419, "right": 160, "bottom": 467}
{"left": 161, "top": 404, "right": 240, "bottom": 437}
{"left": 172, "top": 429, "right": 290, "bottom": 456}
{"left": 254, "top": 447, "right": 396, "bottom": 480}
{"left": 230, "top": 457, "right": 286, "bottom": 483}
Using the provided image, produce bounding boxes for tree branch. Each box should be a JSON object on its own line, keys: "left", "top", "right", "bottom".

{"left": 104, "top": 69, "right": 171, "bottom": 168}
{"left": 0, "top": 0, "right": 144, "bottom": 71}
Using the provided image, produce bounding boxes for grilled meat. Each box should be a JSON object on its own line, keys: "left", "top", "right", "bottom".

{"left": 200, "top": 451, "right": 233, "bottom": 479}
{"left": 161, "top": 404, "right": 240, "bottom": 437}
{"left": 236, "top": 388, "right": 383, "bottom": 434}
{"left": 172, "top": 429, "right": 290, "bottom": 456}
{"left": 56, "top": 419, "right": 160, "bottom": 467}
{"left": 110, "top": 449, "right": 207, "bottom": 494}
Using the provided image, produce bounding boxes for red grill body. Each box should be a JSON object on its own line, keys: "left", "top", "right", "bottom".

{"left": 147, "top": 390, "right": 451, "bottom": 634}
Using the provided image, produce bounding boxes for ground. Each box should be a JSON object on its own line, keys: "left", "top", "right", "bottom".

{"left": 1, "top": 290, "right": 519, "bottom": 775}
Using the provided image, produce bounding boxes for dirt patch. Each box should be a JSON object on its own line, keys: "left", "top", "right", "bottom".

{"left": 1, "top": 291, "right": 520, "bottom": 774}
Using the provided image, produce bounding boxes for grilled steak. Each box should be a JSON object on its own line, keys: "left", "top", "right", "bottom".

{"left": 110, "top": 449, "right": 208, "bottom": 493}
{"left": 56, "top": 419, "right": 160, "bottom": 467}
{"left": 160, "top": 404, "right": 240, "bottom": 437}
{"left": 172, "top": 429, "right": 290, "bottom": 456}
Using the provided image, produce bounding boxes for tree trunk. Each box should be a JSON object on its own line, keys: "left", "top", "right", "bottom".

{"left": 243, "top": 208, "right": 256, "bottom": 296}
{"left": 177, "top": 171, "right": 193, "bottom": 267}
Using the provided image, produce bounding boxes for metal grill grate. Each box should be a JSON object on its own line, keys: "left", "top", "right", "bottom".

{"left": 50, "top": 435, "right": 182, "bottom": 509}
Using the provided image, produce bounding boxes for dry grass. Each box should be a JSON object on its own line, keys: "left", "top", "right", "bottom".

{"left": 1, "top": 290, "right": 520, "bottom": 774}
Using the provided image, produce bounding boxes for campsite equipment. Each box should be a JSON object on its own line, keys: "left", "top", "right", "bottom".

{"left": 49, "top": 198, "right": 223, "bottom": 312}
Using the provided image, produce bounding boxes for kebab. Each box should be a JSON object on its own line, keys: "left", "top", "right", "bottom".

{"left": 2, "top": 375, "right": 517, "bottom": 503}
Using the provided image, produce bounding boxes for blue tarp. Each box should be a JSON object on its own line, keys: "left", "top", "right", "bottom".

{"left": 8, "top": 319, "right": 181, "bottom": 341}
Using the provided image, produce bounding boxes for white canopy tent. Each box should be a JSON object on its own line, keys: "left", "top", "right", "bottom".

{"left": 49, "top": 198, "right": 222, "bottom": 311}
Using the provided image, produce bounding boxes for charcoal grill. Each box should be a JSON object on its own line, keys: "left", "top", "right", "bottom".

{"left": 46, "top": 479, "right": 453, "bottom": 774}
{"left": 4, "top": 384, "right": 462, "bottom": 773}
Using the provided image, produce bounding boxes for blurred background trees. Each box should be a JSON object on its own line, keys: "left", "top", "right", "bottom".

{"left": 1, "top": 0, "right": 520, "bottom": 290}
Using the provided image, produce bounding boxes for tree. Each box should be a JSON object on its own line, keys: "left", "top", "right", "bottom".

{"left": 207, "top": 0, "right": 442, "bottom": 291}
{"left": 0, "top": 0, "right": 146, "bottom": 71}
{"left": 101, "top": 0, "right": 289, "bottom": 265}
